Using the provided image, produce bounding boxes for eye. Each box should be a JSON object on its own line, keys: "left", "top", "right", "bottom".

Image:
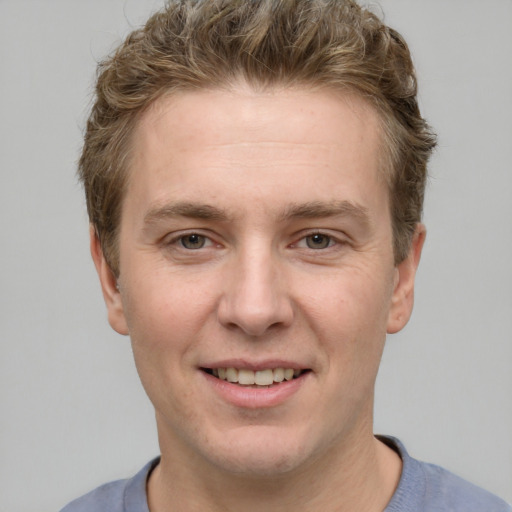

{"left": 304, "top": 233, "right": 333, "bottom": 249}
{"left": 180, "top": 233, "right": 209, "bottom": 249}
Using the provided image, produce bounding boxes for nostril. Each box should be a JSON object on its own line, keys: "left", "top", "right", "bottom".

{"left": 217, "top": 280, "right": 294, "bottom": 337}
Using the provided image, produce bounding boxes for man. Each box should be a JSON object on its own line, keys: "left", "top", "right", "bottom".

{"left": 62, "top": 0, "right": 511, "bottom": 510}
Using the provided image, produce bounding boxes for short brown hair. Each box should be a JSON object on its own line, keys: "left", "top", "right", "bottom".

{"left": 80, "top": 0, "right": 436, "bottom": 276}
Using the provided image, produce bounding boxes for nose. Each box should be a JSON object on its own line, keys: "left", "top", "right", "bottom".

{"left": 217, "top": 246, "right": 294, "bottom": 337}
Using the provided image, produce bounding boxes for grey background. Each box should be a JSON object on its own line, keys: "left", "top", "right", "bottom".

{"left": 1, "top": 1, "right": 510, "bottom": 510}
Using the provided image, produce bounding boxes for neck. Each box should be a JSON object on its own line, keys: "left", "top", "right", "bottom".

{"left": 147, "top": 426, "right": 401, "bottom": 512}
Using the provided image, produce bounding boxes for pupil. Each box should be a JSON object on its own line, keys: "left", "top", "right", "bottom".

{"left": 307, "top": 234, "right": 330, "bottom": 249}
{"left": 182, "top": 234, "right": 205, "bottom": 249}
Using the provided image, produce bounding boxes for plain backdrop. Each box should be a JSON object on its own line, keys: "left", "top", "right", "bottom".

{"left": 1, "top": 1, "right": 511, "bottom": 510}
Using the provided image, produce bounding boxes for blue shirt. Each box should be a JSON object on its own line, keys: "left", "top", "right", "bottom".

{"left": 60, "top": 437, "right": 511, "bottom": 511}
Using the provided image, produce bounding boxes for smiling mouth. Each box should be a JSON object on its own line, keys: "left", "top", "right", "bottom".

{"left": 201, "top": 367, "right": 310, "bottom": 387}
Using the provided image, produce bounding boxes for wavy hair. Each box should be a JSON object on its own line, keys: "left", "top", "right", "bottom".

{"left": 80, "top": 0, "right": 436, "bottom": 275}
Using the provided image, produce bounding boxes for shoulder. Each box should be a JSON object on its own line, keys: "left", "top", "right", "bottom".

{"left": 59, "top": 458, "right": 159, "bottom": 512}
{"left": 420, "top": 460, "right": 511, "bottom": 511}
{"left": 60, "top": 479, "right": 126, "bottom": 512}
{"left": 381, "top": 436, "right": 511, "bottom": 512}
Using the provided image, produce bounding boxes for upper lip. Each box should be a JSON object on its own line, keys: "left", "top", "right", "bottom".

{"left": 200, "top": 359, "right": 309, "bottom": 371}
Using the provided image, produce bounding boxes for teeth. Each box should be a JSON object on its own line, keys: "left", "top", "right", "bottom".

{"left": 238, "top": 369, "right": 255, "bottom": 385}
{"left": 273, "top": 368, "right": 284, "bottom": 382}
{"left": 226, "top": 367, "right": 238, "bottom": 383}
{"left": 212, "top": 367, "right": 303, "bottom": 385}
{"left": 254, "top": 369, "right": 273, "bottom": 386}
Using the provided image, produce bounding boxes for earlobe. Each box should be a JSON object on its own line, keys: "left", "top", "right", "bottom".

{"left": 89, "top": 225, "right": 129, "bottom": 336}
{"left": 386, "top": 224, "right": 426, "bottom": 334}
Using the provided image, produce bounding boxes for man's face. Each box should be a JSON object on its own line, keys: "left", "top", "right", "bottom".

{"left": 93, "top": 85, "right": 421, "bottom": 476}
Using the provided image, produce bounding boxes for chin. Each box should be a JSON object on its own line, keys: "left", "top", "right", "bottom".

{"left": 211, "top": 450, "right": 305, "bottom": 477}
{"left": 200, "top": 426, "right": 319, "bottom": 477}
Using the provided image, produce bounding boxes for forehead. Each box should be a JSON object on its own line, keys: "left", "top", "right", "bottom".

{"left": 124, "top": 86, "right": 386, "bottom": 222}
{"left": 136, "top": 85, "right": 382, "bottom": 155}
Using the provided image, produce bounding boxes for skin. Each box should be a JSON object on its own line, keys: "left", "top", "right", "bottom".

{"left": 91, "top": 85, "right": 425, "bottom": 511}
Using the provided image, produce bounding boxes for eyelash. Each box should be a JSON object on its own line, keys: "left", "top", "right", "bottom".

{"left": 164, "top": 231, "right": 216, "bottom": 251}
{"left": 294, "top": 232, "right": 338, "bottom": 250}
{"left": 165, "top": 230, "right": 345, "bottom": 252}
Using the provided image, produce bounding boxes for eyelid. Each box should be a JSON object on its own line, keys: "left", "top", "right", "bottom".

{"left": 161, "top": 228, "right": 348, "bottom": 250}
{"left": 291, "top": 229, "right": 348, "bottom": 249}
{"left": 163, "top": 230, "right": 217, "bottom": 249}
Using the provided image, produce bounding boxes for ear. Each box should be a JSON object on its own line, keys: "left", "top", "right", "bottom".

{"left": 89, "top": 225, "right": 129, "bottom": 336}
{"left": 386, "top": 224, "right": 426, "bottom": 334}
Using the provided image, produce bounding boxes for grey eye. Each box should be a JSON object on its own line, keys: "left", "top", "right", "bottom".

{"left": 180, "top": 234, "right": 206, "bottom": 249}
{"left": 305, "top": 233, "right": 331, "bottom": 249}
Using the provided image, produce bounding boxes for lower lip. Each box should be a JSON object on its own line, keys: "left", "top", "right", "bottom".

{"left": 201, "top": 371, "right": 308, "bottom": 409}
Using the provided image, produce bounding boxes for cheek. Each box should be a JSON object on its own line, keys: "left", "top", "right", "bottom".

{"left": 124, "top": 260, "right": 217, "bottom": 322}
{"left": 120, "top": 271, "right": 215, "bottom": 363}
{"left": 297, "top": 264, "right": 394, "bottom": 372}
{"left": 122, "top": 277, "right": 208, "bottom": 415}
{"left": 301, "top": 264, "right": 393, "bottom": 329}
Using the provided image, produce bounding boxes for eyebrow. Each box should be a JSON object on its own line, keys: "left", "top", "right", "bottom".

{"left": 143, "top": 199, "right": 371, "bottom": 226}
{"left": 143, "top": 202, "right": 229, "bottom": 225}
{"left": 279, "top": 200, "right": 371, "bottom": 225}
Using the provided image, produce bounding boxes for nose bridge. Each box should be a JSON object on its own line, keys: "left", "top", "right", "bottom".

{"left": 217, "top": 237, "right": 293, "bottom": 336}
